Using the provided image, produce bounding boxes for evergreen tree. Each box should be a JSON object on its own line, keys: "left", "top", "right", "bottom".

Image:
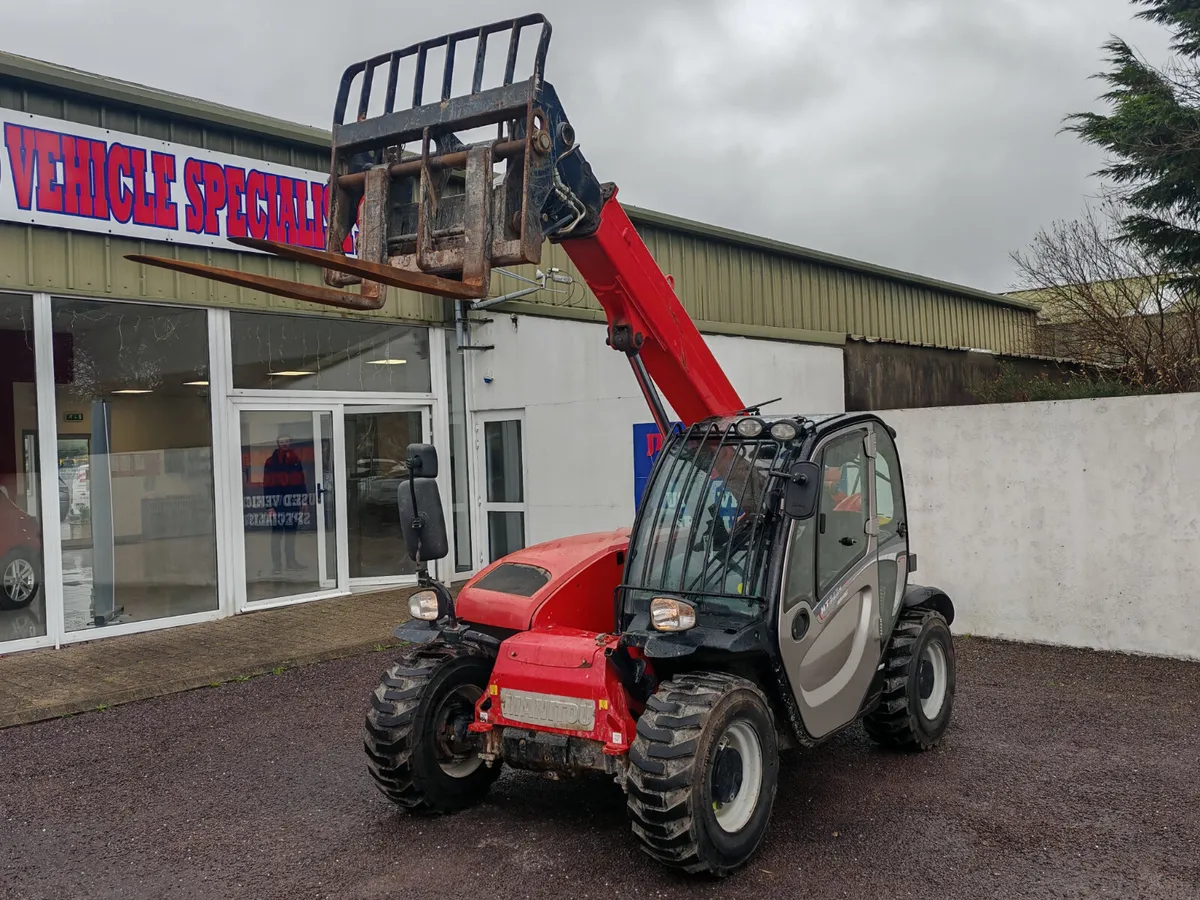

{"left": 1066, "top": 1, "right": 1200, "bottom": 280}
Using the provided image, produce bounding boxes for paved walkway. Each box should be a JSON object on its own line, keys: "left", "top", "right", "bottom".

{"left": 0, "top": 587, "right": 422, "bottom": 729}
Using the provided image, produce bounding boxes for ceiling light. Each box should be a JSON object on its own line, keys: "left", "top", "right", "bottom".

{"left": 113, "top": 389, "right": 152, "bottom": 394}
{"left": 269, "top": 370, "right": 315, "bottom": 377}
{"left": 366, "top": 358, "right": 407, "bottom": 366}
{"left": 184, "top": 380, "right": 209, "bottom": 386}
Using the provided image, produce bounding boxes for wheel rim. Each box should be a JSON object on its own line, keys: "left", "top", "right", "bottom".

{"left": 431, "top": 684, "right": 484, "bottom": 778}
{"left": 710, "top": 720, "right": 763, "bottom": 833}
{"left": 918, "top": 640, "right": 948, "bottom": 719}
{"left": 4, "top": 558, "right": 36, "bottom": 604}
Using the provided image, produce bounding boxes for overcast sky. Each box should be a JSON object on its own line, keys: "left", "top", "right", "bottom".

{"left": 0, "top": 0, "right": 1175, "bottom": 293}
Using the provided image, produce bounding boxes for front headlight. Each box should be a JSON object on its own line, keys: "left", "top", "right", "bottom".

{"left": 408, "top": 590, "right": 440, "bottom": 621}
{"left": 650, "top": 597, "right": 697, "bottom": 631}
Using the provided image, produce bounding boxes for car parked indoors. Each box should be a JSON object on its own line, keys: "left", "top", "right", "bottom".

{"left": 0, "top": 486, "right": 43, "bottom": 611}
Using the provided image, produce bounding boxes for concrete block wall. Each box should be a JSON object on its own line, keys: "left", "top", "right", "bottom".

{"left": 884, "top": 393, "right": 1200, "bottom": 661}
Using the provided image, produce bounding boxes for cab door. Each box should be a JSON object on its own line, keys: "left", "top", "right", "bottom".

{"left": 776, "top": 424, "right": 883, "bottom": 740}
{"left": 873, "top": 426, "right": 910, "bottom": 639}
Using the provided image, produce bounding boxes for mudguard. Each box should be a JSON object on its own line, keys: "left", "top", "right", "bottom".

{"left": 903, "top": 584, "right": 955, "bottom": 626}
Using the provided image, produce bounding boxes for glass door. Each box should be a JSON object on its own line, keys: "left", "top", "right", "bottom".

{"left": 343, "top": 406, "right": 429, "bottom": 585}
{"left": 476, "top": 411, "right": 527, "bottom": 566}
{"left": 238, "top": 408, "right": 337, "bottom": 606}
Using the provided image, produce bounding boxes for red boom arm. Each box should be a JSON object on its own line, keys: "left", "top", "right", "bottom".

{"left": 560, "top": 190, "right": 745, "bottom": 427}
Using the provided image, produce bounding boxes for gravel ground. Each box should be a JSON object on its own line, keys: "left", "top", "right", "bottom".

{"left": 1, "top": 637, "right": 1197, "bottom": 900}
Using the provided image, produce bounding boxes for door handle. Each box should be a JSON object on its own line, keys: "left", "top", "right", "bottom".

{"left": 839, "top": 536, "right": 857, "bottom": 546}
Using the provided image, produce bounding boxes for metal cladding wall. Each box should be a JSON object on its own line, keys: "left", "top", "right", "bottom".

{"left": 0, "top": 53, "right": 1038, "bottom": 353}
{"left": 501, "top": 209, "right": 1039, "bottom": 354}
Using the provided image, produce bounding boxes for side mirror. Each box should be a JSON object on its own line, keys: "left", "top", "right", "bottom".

{"left": 406, "top": 443, "right": 438, "bottom": 479}
{"left": 783, "top": 462, "right": 821, "bottom": 519}
{"left": 398, "top": 443, "right": 449, "bottom": 562}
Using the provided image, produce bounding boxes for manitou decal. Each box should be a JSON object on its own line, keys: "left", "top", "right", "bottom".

{"left": 0, "top": 111, "right": 358, "bottom": 254}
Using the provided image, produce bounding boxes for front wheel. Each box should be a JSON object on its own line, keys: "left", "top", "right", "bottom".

{"left": 863, "top": 607, "right": 956, "bottom": 750}
{"left": 0, "top": 549, "right": 41, "bottom": 611}
{"left": 364, "top": 641, "right": 500, "bottom": 814}
{"left": 626, "top": 672, "right": 780, "bottom": 877}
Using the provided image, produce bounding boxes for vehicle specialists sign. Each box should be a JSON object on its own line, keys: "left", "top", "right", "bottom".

{"left": 0, "top": 111, "right": 358, "bottom": 253}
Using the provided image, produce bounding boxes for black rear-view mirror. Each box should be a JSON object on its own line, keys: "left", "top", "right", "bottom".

{"left": 783, "top": 462, "right": 821, "bottom": 519}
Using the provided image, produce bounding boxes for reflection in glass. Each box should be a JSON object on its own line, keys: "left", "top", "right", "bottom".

{"left": 241, "top": 410, "right": 335, "bottom": 604}
{"left": 230, "top": 312, "right": 432, "bottom": 393}
{"left": 344, "top": 409, "right": 422, "bottom": 580}
{"left": 488, "top": 511, "right": 525, "bottom": 563}
{"left": 51, "top": 298, "right": 218, "bottom": 631}
{"left": 0, "top": 294, "right": 47, "bottom": 647}
{"left": 484, "top": 421, "right": 523, "bottom": 503}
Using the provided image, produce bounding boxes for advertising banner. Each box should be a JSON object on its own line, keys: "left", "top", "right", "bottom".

{"left": 0, "top": 110, "right": 357, "bottom": 253}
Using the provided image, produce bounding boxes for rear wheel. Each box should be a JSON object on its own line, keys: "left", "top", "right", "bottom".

{"left": 364, "top": 641, "right": 500, "bottom": 813}
{"left": 863, "top": 607, "right": 956, "bottom": 750}
{"left": 626, "top": 672, "right": 779, "bottom": 877}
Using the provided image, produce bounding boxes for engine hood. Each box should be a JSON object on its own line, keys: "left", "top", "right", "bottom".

{"left": 455, "top": 529, "right": 632, "bottom": 633}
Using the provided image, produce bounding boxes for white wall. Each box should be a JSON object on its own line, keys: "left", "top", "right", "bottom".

{"left": 465, "top": 314, "right": 844, "bottom": 551}
{"left": 884, "top": 393, "right": 1200, "bottom": 661}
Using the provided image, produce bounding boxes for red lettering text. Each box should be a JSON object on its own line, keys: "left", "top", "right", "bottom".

{"left": 265, "top": 174, "right": 282, "bottom": 242}
{"left": 130, "top": 148, "right": 157, "bottom": 226}
{"left": 226, "top": 166, "right": 247, "bottom": 238}
{"left": 62, "top": 136, "right": 91, "bottom": 217}
{"left": 200, "top": 161, "right": 227, "bottom": 235}
{"left": 34, "top": 130, "right": 64, "bottom": 214}
{"left": 183, "top": 159, "right": 204, "bottom": 233}
{"left": 277, "top": 176, "right": 299, "bottom": 243}
{"left": 107, "top": 143, "right": 134, "bottom": 224}
{"left": 89, "top": 139, "right": 109, "bottom": 219}
{"left": 151, "top": 152, "right": 177, "bottom": 229}
{"left": 247, "top": 170, "right": 267, "bottom": 239}
{"left": 3, "top": 124, "right": 36, "bottom": 210}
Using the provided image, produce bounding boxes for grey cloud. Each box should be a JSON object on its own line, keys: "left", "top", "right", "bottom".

{"left": 0, "top": 0, "right": 1178, "bottom": 291}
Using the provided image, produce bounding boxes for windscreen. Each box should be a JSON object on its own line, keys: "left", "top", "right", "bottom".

{"left": 622, "top": 424, "right": 789, "bottom": 618}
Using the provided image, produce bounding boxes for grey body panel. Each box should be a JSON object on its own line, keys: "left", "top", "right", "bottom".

{"left": 777, "top": 424, "right": 884, "bottom": 740}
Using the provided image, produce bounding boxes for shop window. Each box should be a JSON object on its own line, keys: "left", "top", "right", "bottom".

{"left": 0, "top": 294, "right": 46, "bottom": 648}
{"left": 52, "top": 298, "right": 218, "bottom": 631}
{"left": 229, "top": 311, "right": 432, "bottom": 393}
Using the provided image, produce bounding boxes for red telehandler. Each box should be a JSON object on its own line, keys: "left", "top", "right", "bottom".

{"left": 131, "top": 14, "right": 958, "bottom": 877}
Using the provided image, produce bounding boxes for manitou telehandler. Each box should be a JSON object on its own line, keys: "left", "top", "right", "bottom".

{"left": 131, "top": 13, "right": 958, "bottom": 877}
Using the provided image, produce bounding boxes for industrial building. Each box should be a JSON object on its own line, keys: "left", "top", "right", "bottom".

{"left": 0, "top": 50, "right": 1039, "bottom": 655}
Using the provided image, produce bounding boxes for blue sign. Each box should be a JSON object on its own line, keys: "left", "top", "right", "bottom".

{"left": 634, "top": 422, "right": 744, "bottom": 534}
{"left": 633, "top": 422, "right": 672, "bottom": 511}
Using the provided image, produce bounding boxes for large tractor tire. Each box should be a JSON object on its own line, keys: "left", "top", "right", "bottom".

{"left": 364, "top": 641, "right": 500, "bottom": 814}
{"left": 626, "top": 672, "right": 780, "bottom": 877}
{"left": 863, "top": 607, "right": 956, "bottom": 751}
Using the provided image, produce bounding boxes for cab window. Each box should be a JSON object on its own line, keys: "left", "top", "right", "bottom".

{"left": 874, "top": 428, "right": 906, "bottom": 542}
{"left": 816, "top": 431, "right": 869, "bottom": 597}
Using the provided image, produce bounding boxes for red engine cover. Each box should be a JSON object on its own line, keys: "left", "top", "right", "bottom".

{"left": 455, "top": 529, "right": 630, "bottom": 634}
